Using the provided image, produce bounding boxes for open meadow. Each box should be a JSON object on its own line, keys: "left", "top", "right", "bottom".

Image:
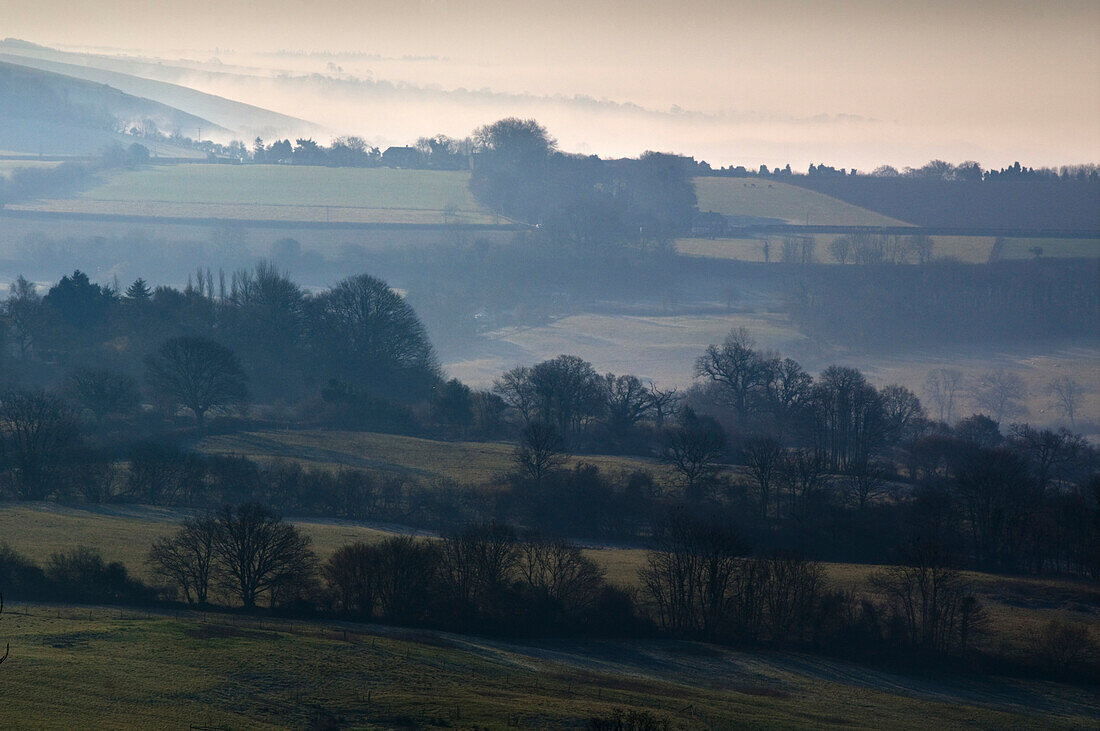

{"left": 693, "top": 178, "right": 910, "bottom": 227}
{"left": 7, "top": 164, "right": 498, "bottom": 225}
{"left": 0, "top": 159, "right": 62, "bottom": 178}
{"left": 197, "top": 430, "right": 680, "bottom": 485}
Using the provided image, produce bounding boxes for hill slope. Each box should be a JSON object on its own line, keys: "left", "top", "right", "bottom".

{"left": 0, "top": 41, "right": 322, "bottom": 141}
{"left": 0, "top": 60, "right": 219, "bottom": 157}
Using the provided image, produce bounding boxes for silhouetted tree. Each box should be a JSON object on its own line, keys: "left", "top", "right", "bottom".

{"left": 744, "top": 436, "right": 784, "bottom": 518}
{"left": 0, "top": 390, "right": 78, "bottom": 500}
{"left": 144, "top": 337, "right": 248, "bottom": 426}
{"left": 1045, "top": 376, "right": 1086, "bottom": 427}
{"left": 311, "top": 273, "right": 440, "bottom": 401}
{"left": 695, "top": 327, "right": 769, "bottom": 423}
{"left": 211, "top": 503, "right": 316, "bottom": 609}
{"left": 971, "top": 369, "right": 1028, "bottom": 425}
{"left": 514, "top": 421, "right": 567, "bottom": 482}
{"left": 148, "top": 513, "right": 218, "bottom": 605}
{"left": 662, "top": 409, "right": 727, "bottom": 500}
{"left": 65, "top": 368, "right": 140, "bottom": 423}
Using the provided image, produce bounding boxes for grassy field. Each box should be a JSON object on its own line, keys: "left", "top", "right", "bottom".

{"left": 7, "top": 606, "right": 1093, "bottom": 729}
{"left": 9, "top": 164, "right": 498, "bottom": 225}
{"left": 0, "top": 159, "right": 63, "bottom": 178}
{"left": 0, "top": 503, "right": 399, "bottom": 580}
{"left": 998, "top": 238, "right": 1100, "bottom": 259}
{"left": 197, "top": 430, "right": 680, "bottom": 484}
{"left": 693, "top": 178, "right": 910, "bottom": 227}
{"left": 2, "top": 501, "right": 1096, "bottom": 666}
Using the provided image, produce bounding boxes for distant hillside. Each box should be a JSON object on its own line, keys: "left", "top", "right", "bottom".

{"left": 0, "top": 60, "right": 218, "bottom": 156}
{"left": 0, "top": 41, "right": 324, "bottom": 141}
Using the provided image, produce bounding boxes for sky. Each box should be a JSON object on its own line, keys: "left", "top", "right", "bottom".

{"left": 2, "top": 0, "right": 1098, "bottom": 169}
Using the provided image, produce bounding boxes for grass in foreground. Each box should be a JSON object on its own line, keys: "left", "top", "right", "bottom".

{"left": 2, "top": 605, "right": 1095, "bottom": 729}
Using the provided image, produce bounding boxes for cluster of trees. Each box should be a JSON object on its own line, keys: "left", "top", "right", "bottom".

{"left": 787, "top": 259, "right": 1100, "bottom": 347}
{"left": 141, "top": 508, "right": 1026, "bottom": 670}
{"left": 0, "top": 161, "right": 93, "bottom": 207}
{"left": 469, "top": 118, "right": 698, "bottom": 245}
{"left": 708, "top": 159, "right": 1099, "bottom": 184}
{"left": 640, "top": 514, "right": 988, "bottom": 661}
{"left": 0, "top": 543, "right": 152, "bottom": 606}
{"left": 3, "top": 265, "right": 441, "bottom": 408}
{"left": 825, "top": 233, "right": 935, "bottom": 265}
{"left": 792, "top": 174, "right": 1099, "bottom": 231}
{"left": 147, "top": 510, "right": 632, "bottom": 636}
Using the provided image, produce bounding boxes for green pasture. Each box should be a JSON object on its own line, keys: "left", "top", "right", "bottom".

{"left": 197, "top": 429, "right": 679, "bottom": 485}
{"left": 10, "top": 164, "right": 496, "bottom": 224}
{"left": 693, "top": 178, "right": 909, "bottom": 227}
{"left": 5, "top": 605, "right": 1087, "bottom": 729}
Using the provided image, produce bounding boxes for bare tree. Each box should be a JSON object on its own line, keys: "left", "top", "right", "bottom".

{"left": 373, "top": 536, "right": 439, "bottom": 622}
{"left": 647, "top": 385, "right": 680, "bottom": 430}
{"left": 211, "top": 503, "right": 316, "bottom": 608}
{"left": 828, "top": 235, "right": 852, "bottom": 264}
{"left": 871, "top": 541, "right": 986, "bottom": 655}
{"left": 971, "top": 368, "right": 1028, "bottom": 425}
{"left": 312, "top": 273, "right": 441, "bottom": 399}
{"left": 661, "top": 410, "right": 727, "bottom": 500}
{"left": 493, "top": 366, "right": 538, "bottom": 424}
{"left": 440, "top": 522, "right": 518, "bottom": 613}
{"left": 844, "top": 458, "right": 889, "bottom": 510}
{"left": 148, "top": 513, "right": 218, "bottom": 605}
{"left": 145, "top": 337, "right": 249, "bottom": 427}
{"left": 879, "top": 384, "right": 927, "bottom": 444}
{"left": 1045, "top": 376, "right": 1087, "bottom": 427}
{"left": 514, "top": 421, "right": 567, "bottom": 482}
{"left": 65, "top": 367, "right": 140, "bottom": 424}
{"left": 603, "top": 373, "right": 653, "bottom": 432}
{"left": 518, "top": 538, "right": 604, "bottom": 614}
{"left": 694, "top": 327, "right": 769, "bottom": 422}
{"left": 907, "top": 234, "right": 935, "bottom": 264}
{"left": 780, "top": 448, "right": 829, "bottom": 521}
{"left": 744, "top": 436, "right": 784, "bottom": 518}
{"left": 6, "top": 274, "right": 41, "bottom": 359}
{"left": 639, "top": 513, "right": 747, "bottom": 639}
{"left": 322, "top": 542, "right": 380, "bottom": 617}
{"left": 925, "top": 368, "right": 963, "bottom": 424}
{"left": 0, "top": 390, "right": 78, "bottom": 500}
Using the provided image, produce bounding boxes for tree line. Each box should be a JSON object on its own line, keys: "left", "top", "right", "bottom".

{"left": 4, "top": 265, "right": 441, "bottom": 408}
{"left": 0, "top": 265, "right": 1095, "bottom": 578}
{"left": 786, "top": 259, "right": 1100, "bottom": 347}
{"left": 3, "top": 506, "right": 1094, "bottom": 678}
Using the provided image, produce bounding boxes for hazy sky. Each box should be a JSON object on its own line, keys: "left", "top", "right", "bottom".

{"left": 3, "top": 0, "right": 1098, "bottom": 168}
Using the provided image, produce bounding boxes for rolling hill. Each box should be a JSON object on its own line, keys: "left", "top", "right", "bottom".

{"left": 0, "top": 41, "right": 323, "bottom": 142}
{"left": 0, "top": 60, "right": 219, "bottom": 157}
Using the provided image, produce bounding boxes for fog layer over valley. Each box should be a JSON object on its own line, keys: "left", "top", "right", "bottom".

{"left": 0, "top": 6, "right": 1098, "bottom": 726}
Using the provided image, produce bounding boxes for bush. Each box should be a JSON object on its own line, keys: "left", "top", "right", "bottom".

{"left": 1027, "top": 619, "right": 1098, "bottom": 673}
{"left": 45, "top": 546, "right": 153, "bottom": 604}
